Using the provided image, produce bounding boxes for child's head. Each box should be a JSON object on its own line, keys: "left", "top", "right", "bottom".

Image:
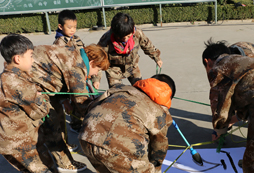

{"left": 151, "top": 74, "right": 176, "bottom": 99}
{"left": 84, "top": 44, "right": 110, "bottom": 76}
{"left": 58, "top": 9, "right": 77, "bottom": 37}
{"left": 133, "top": 74, "right": 175, "bottom": 109}
{"left": 111, "top": 12, "right": 135, "bottom": 42}
{"left": 0, "top": 34, "right": 34, "bottom": 72}
{"left": 202, "top": 38, "right": 230, "bottom": 71}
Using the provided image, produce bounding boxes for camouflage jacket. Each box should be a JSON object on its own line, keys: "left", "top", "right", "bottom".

{"left": 208, "top": 54, "right": 254, "bottom": 134}
{"left": 79, "top": 84, "right": 172, "bottom": 168}
{"left": 0, "top": 64, "right": 50, "bottom": 155}
{"left": 93, "top": 28, "right": 161, "bottom": 82}
{"left": 53, "top": 34, "right": 85, "bottom": 50}
{"left": 30, "top": 45, "right": 92, "bottom": 116}
{"left": 53, "top": 34, "right": 99, "bottom": 85}
{"left": 230, "top": 42, "right": 254, "bottom": 58}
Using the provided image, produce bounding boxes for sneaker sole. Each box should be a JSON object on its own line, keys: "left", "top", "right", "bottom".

{"left": 57, "top": 165, "right": 87, "bottom": 172}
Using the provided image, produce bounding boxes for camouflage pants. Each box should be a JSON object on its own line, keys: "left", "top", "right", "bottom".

{"left": 70, "top": 102, "right": 83, "bottom": 130}
{"left": 50, "top": 96, "right": 69, "bottom": 142}
{"left": 3, "top": 107, "right": 73, "bottom": 173}
{"left": 40, "top": 108, "right": 73, "bottom": 168}
{"left": 3, "top": 143, "right": 56, "bottom": 173}
{"left": 106, "top": 65, "right": 142, "bottom": 88}
{"left": 80, "top": 140, "right": 161, "bottom": 173}
{"left": 70, "top": 82, "right": 96, "bottom": 131}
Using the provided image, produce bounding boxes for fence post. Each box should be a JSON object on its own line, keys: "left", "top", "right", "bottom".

{"left": 45, "top": 12, "right": 51, "bottom": 35}
{"left": 215, "top": 0, "right": 217, "bottom": 24}
{"left": 102, "top": 0, "right": 107, "bottom": 29}
{"left": 160, "top": 4, "right": 162, "bottom": 27}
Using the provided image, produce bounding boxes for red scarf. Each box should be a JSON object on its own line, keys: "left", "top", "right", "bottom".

{"left": 111, "top": 33, "right": 135, "bottom": 54}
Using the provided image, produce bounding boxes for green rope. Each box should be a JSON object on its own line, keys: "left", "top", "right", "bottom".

{"left": 216, "top": 121, "right": 248, "bottom": 153}
{"left": 42, "top": 114, "right": 50, "bottom": 122}
{"left": 216, "top": 134, "right": 226, "bottom": 153}
{"left": 156, "top": 65, "right": 162, "bottom": 74}
{"left": 174, "top": 97, "right": 210, "bottom": 106}
{"left": 41, "top": 92, "right": 102, "bottom": 96}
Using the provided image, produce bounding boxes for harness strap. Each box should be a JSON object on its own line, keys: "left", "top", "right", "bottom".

{"left": 230, "top": 45, "right": 246, "bottom": 56}
{"left": 80, "top": 48, "right": 90, "bottom": 93}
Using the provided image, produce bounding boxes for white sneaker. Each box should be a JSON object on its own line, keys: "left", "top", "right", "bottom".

{"left": 58, "top": 160, "right": 87, "bottom": 172}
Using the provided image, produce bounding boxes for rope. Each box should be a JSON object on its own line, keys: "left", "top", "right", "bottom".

{"left": 39, "top": 66, "right": 246, "bottom": 172}
{"left": 166, "top": 123, "right": 247, "bottom": 172}
{"left": 174, "top": 97, "right": 210, "bottom": 106}
{"left": 155, "top": 64, "right": 211, "bottom": 106}
{"left": 41, "top": 92, "right": 101, "bottom": 96}
{"left": 156, "top": 65, "right": 162, "bottom": 74}
{"left": 163, "top": 146, "right": 190, "bottom": 172}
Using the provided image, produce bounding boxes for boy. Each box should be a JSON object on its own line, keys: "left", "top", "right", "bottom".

{"left": 96, "top": 12, "right": 163, "bottom": 88}
{"left": 0, "top": 34, "right": 62, "bottom": 172}
{"left": 31, "top": 42, "right": 109, "bottom": 172}
{"left": 30, "top": 41, "right": 109, "bottom": 118}
{"left": 53, "top": 9, "right": 100, "bottom": 136}
{"left": 54, "top": 9, "right": 84, "bottom": 50}
{"left": 79, "top": 74, "right": 175, "bottom": 172}
{"left": 202, "top": 38, "right": 254, "bottom": 173}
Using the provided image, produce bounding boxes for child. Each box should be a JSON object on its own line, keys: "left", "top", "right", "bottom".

{"left": 0, "top": 34, "right": 78, "bottom": 172}
{"left": 202, "top": 38, "right": 254, "bottom": 172}
{"left": 30, "top": 41, "right": 109, "bottom": 120}
{"left": 53, "top": 9, "right": 83, "bottom": 149}
{"left": 79, "top": 74, "right": 175, "bottom": 172}
{"left": 53, "top": 9, "right": 100, "bottom": 136}
{"left": 96, "top": 12, "right": 163, "bottom": 88}
{"left": 54, "top": 9, "right": 84, "bottom": 50}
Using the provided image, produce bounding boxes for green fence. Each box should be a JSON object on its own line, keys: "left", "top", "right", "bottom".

{"left": 0, "top": 0, "right": 217, "bottom": 34}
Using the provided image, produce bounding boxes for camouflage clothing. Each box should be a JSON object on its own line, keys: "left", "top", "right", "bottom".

{"left": 53, "top": 35, "right": 84, "bottom": 50}
{"left": 230, "top": 42, "right": 254, "bottom": 58}
{"left": 79, "top": 84, "right": 172, "bottom": 173}
{"left": 208, "top": 54, "right": 254, "bottom": 173}
{"left": 30, "top": 45, "right": 92, "bottom": 116}
{"left": 53, "top": 33, "right": 85, "bottom": 140}
{"left": 0, "top": 64, "right": 60, "bottom": 172}
{"left": 97, "top": 28, "right": 161, "bottom": 87}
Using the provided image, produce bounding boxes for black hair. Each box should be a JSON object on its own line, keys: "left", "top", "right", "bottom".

{"left": 151, "top": 74, "right": 176, "bottom": 99}
{"left": 58, "top": 9, "right": 77, "bottom": 26}
{"left": 111, "top": 12, "right": 135, "bottom": 39}
{"left": 202, "top": 38, "right": 231, "bottom": 66}
{"left": 0, "top": 34, "right": 34, "bottom": 64}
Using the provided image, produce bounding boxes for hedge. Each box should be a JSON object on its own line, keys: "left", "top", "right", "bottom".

{"left": 0, "top": 4, "right": 252, "bottom": 34}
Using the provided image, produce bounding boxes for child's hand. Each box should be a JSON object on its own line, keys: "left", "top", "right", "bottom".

{"left": 93, "top": 82, "right": 100, "bottom": 90}
{"left": 157, "top": 60, "right": 163, "bottom": 68}
{"left": 212, "top": 130, "right": 220, "bottom": 141}
{"left": 37, "top": 92, "right": 41, "bottom": 95}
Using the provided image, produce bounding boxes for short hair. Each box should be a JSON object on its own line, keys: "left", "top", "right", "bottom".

{"left": 111, "top": 12, "right": 135, "bottom": 39}
{"left": 151, "top": 74, "right": 176, "bottom": 99}
{"left": 202, "top": 38, "right": 230, "bottom": 66}
{"left": 0, "top": 34, "right": 33, "bottom": 64}
{"left": 58, "top": 9, "right": 77, "bottom": 26}
{"left": 84, "top": 44, "right": 110, "bottom": 71}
